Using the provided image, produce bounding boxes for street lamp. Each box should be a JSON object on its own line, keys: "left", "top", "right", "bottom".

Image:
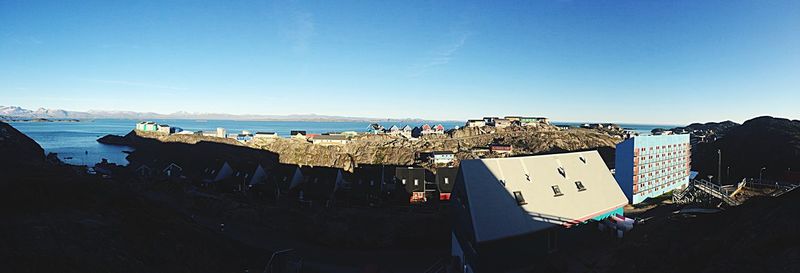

{"left": 759, "top": 167, "right": 767, "bottom": 183}
{"left": 726, "top": 166, "right": 731, "bottom": 182}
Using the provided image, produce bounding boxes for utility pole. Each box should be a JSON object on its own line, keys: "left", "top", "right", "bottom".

{"left": 717, "top": 149, "right": 722, "bottom": 186}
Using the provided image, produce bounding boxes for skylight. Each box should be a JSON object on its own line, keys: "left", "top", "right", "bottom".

{"left": 575, "top": 181, "right": 586, "bottom": 191}
{"left": 513, "top": 191, "right": 527, "bottom": 205}
{"left": 552, "top": 185, "right": 563, "bottom": 197}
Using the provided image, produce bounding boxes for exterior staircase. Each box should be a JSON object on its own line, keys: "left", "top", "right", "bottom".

{"left": 692, "top": 179, "right": 740, "bottom": 206}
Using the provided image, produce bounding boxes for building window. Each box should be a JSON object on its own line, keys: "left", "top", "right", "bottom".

{"left": 579, "top": 156, "right": 587, "bottom": 164}
{"left": 551, "top": 185, "right": 563, "bottom": 197}
{"left": 513, "top": 191, "right": 527, "bottom": 205}
{"left": 575, "top": 181, "right": 586, "bottom": 191}
{"left": 414, "top": 179, "right": 419, "bottom": 186}
{"left": 444, "top": 178, "right": 449, "bottom": 184}
{"left": 402, "top": 179, "right": 406, "bottom": 185}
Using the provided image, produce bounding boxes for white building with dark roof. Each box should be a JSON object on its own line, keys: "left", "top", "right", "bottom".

{"left": 311, "top": 135, "right": 349, "bottom": 145}
{"left": 451, "top": 150, "right": 628, "bottom": 272}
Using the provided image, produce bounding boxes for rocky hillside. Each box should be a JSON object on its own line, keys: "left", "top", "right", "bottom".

{"left": 260, "top": 125, "right": 620, "bottom": 170}
{"left": 121, "top": 125, "right": 621, "bottom": 171}
{"left": 607, "top": 187, "right": 800, "bottom": 273}
{"left": 0, "top": 121, "right": 44, "bottom": 171}
{"left": 679, "top": 120, "right": 740, "bottom": 133}
{"left": 692, "top": 116, "right": 800, "bottom": 182}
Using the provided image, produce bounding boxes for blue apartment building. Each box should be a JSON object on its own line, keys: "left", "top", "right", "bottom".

{"left": 615, "top": 134, "right": 691, "bottom": 204}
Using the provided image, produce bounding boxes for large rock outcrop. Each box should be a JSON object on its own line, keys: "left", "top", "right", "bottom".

{"left": 0, "top": 121, "right": 44, "bottom": 172}
{"left": 120, "top": 125, "right": 621, "bottom": 171}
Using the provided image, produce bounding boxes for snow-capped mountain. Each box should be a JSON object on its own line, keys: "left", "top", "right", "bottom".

{"left": 0, "top": 105, "right": 449, "bottom": 123}
{"left": 0, "top": 106, "right": 35, "bottom": 117}
{"left": 0, "top": 106, "right": 90, "bottom": 119}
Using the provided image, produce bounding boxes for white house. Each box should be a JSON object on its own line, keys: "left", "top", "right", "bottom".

{"left": 451, "top": 151, "right": 628, "bottom": 272}
{"left": 433, "top": 151, "right": 456, "bottom": 164}
{"left": 254, "top": 132, "right": 279, "bottom": 139}
{"left": 312, "top": 135, "right": 350, "bottom": 145}
{"left": 465, "top": 119, "right": 486, "bottom": 128}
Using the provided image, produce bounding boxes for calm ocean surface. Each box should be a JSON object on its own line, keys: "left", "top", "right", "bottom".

{"left": 9, "top": 119, "right": 672, "bottom": 166}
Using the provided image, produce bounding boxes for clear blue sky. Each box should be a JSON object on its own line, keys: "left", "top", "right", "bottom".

{"left": 1, "top": 0, "right": 798, "bottom": 124}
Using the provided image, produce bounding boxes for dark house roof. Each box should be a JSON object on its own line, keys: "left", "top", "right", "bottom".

{"left": 436, "top": 167, "right": 458, "bottom": 193}
{"left": 395, "top": 167, "right": 428, "bottom": 193}
{"left": 299, "top": 166, "right": 339, "bottom": 200}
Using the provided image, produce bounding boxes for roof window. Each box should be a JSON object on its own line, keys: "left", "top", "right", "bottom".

{"left": 557, "top": 167, "right": 567, "bottom": 178}
{"left": 551, "top": 185, "right": 563, "bottom": 197}
{"left": 513, "top": 191, "right": 527, "bottom": 205}
{"left": 579, "top": 156, "right": 587, "bottom": 164}
{"left": 575, "top": 181, "right": 586, "bottom": 191}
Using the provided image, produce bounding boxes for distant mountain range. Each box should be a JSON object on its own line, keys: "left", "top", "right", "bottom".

{"left": 0, "top": 106, "right": 452, "bottom": 123}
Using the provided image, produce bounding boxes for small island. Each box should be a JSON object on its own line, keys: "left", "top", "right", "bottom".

{"left": 0, "top": 116, "right": 82, "bottom": 123}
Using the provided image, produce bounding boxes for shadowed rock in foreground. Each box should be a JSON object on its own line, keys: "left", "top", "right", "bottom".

{"left": 0, "top": 121, "right": 267, "bottom": 272}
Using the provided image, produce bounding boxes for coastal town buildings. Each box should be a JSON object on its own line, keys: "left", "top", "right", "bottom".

{"left": 490, "top": 144, "right": 513, "bottom": 154}
{"left": 135, "top": 121, "right": 159, "bottom": 132}
{"left": 199, "top": 131, "right": 218, "bottom": 137}
{"left": 346, "top": 165, "right": 387, "bottom": 204}
{"left": 520, "top": 117, "right": 550, "bottom": 125}
{"left": 157, "top": 124, "right": 171, "bottom": 134}
{"left": 436, "top": 167, "right": 457, "bottom": 201}
{"left": 420, "top": 124, "right": 433, "bottom": 135}
{"left": 254, "top": 132, "right": 279, "bottom": 139}
{"left": 466, "top": 119, "right": 486, "bottom": 128}
{"left": 433, "top": 124, "right": 446, "bottom": 134}
{"left": 396, "top": 167, "right": 428, "bottom": 203}
{"left": 493, "top": 118, "right": 512, "bottom": 128}
{"left": 482, "top": 117, "right": 499, "bottom": 126}
{"left": 614, "top": 134, "right": 691, "bottom": 204}
{"left": 235, "top": 133, "right": 254, "bottom": 142}
{"left": 451, "top": 151, "right": 628, "bottom": 272}
{"left": 582, "top": 123, "right": 622, "bottom": 131}
{"left": 311, "top": 135, "right": 350, "bottom": 145}
{"left": 291, "top": 132, "right": 308, "bottom": 140}
{"left": 161, "top": 162, "right": 183, "bottom": 178}
{"left": 367, "top": 124, "right": 384, "bottom": 134}
{"left": 201, "top": 161, "right": 234, "bottom": 185}
{"left": 433, "top": 151, "right": 456, "bottom": 164}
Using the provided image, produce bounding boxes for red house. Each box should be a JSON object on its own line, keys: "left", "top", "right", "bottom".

{"left": 490, "top": 144, "right": 513, "bottom": 154}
